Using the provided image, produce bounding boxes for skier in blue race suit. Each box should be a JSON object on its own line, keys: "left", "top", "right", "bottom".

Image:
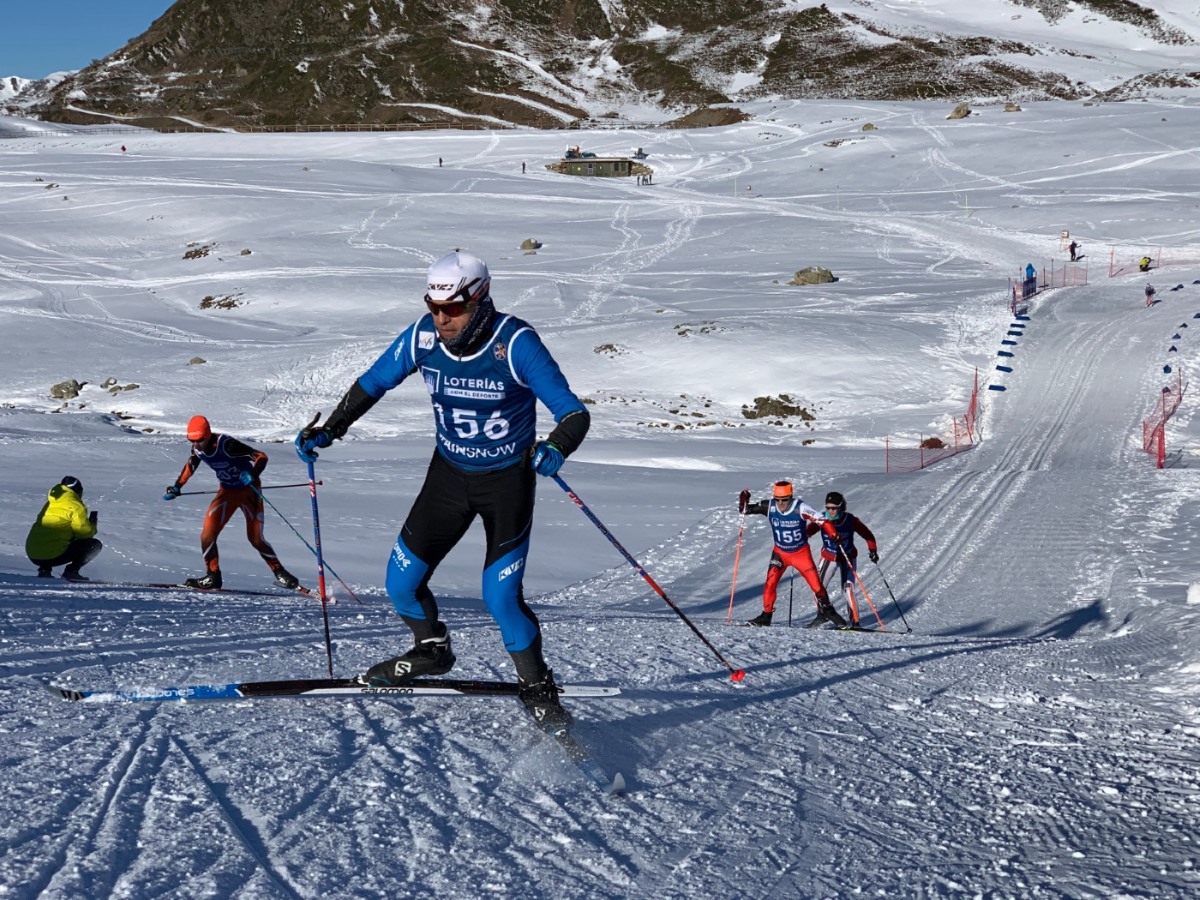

{"left": 295, "top": 250, "right": 589, "bottom": 731}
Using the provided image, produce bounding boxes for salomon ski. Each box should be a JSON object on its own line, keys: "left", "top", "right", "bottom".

{"left": 48, "top": 676, "right": 626, "bottom": 794}
{"left": 45, "top": 676, "right": 621, "bottom": 704}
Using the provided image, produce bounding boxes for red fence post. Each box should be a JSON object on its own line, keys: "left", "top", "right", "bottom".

{"left": 1141, "top": 369, "right": 1186, "bottom": 467}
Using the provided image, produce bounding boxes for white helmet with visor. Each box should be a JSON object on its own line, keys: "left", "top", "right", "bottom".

{"left": 425, "top": 250, "right": 491, "bottom": 307}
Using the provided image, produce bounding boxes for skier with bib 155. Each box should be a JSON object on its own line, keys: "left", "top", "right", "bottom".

{"left": 806, "top": 491, "right": 878, "bottom": 628}
{"left": 294, "top": 250, "right": 590, "bottom": 732}
{"left": 738, "top": 481, "right": 846, "bottom": 628}
{"left": 162, "top": 416, "right": 300, "bottom": 592}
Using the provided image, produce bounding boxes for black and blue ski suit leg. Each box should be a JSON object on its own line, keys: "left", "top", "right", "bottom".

{"left": 386, "top": 450, "right": 540, "bottom": 654}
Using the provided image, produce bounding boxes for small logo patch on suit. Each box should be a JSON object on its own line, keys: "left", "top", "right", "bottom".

{"left": 418, "top": 331, "right": 436, "bottom": 350}
{"left": 493, "top": 341, "right": 507, "bottom": 361}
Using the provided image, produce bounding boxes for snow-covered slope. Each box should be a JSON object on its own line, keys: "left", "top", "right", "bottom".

{"left": 1, "top": 98, "right": 1198, "bottom": 896}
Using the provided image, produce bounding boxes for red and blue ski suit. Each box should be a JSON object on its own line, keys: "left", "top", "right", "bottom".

{"left": 746, "top": 497, "right": 835, "bottom": 615}
{"left": 807, "top": 512, "right": 877, "bottom": 622}
{"left": 172, "top": 434, "right": 285, "bottom": 577}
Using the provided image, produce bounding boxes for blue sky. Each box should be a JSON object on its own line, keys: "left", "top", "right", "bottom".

{"left": 1, "top": 1, "right": 174, "bottom": 79}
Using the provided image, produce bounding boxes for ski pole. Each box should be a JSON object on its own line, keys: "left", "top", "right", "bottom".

{"left": 788, "top": 572, "right": 794, "bottom": 628}
{"left": 873, "top": 560, "right": 912, "bottom": 632}
{"left": 304, "top": 458, "right": 334, "bottom": 675}
{"left": 177, "top": 481, "right": 321, "bottom": 497}
{"left": 725, "top": 512, "right": 746, "bottom": 624}
{"left": 251, "top": 483, "right": 363, "bottom": 605}
{"left": 552, "top": 473, "right": 746, "bottom": 682}
{"left": 249, "top": 463, "right": 338, "bottom": 674}
{"left": 833, "top": 541, "right": 888, "bottom": 631}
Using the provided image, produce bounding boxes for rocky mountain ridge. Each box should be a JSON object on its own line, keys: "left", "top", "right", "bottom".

{"left": 4, "top": 0, "right": 1200, "bottom": 130}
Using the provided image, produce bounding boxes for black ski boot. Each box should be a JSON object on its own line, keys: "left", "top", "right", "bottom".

{"left": 746, "top": 611, "right": 773, "bottom": 627}
{"left": 519, "top": 669, "right": 573, "bottom": 734}
{"left": 62, "top": 567, "right": 89, "bottom": 583}
{"left": 273, "top": 568, "right": 299, "bottom": 590}
{"left": 37, "top": 566, "right": 53, "bottom": 578}
{"left": 820, "top": 600, "right": 848, "bottom": 628}
{"left": 806, "top": 599, "right": 848, "bottom": 628}
{"left": 184, "top": 571, "right": 222, "bottom": 590}
{"left": 365, "top": 623, "right": 455, "bottom": 685}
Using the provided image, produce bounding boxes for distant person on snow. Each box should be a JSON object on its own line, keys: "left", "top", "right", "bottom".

{"left": 738, "top": 481, "right": 845, "bottom": 628}
{"left": 806, "top": 491, "right": 878, "bottom": 628}
{"left": 1145, "top": 283, "right": 1157, "bottom": 307}
{"left": 1069, "top": 240, "right": 1079, "bottom": 262}
{"left": 26, "top": 476, "right": 101, "bottom": 582}
{"left": 1139, "top": 256, "right": 1152, "bottom": 273}
{"left": 162, "top": 415, "right": 300, "bottom": 592}
{"left": 294, "top": 249, "right": 590, "bottom": 732}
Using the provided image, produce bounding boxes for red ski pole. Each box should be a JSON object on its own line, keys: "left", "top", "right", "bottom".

{"left": 725, "top": 515, "right": 746, "bottom": 624}
{"left": 833, "top": 541, "right": 887, "bottom": 632}
{"left": 553, "top": 474, "right": 746, "bottom": 682}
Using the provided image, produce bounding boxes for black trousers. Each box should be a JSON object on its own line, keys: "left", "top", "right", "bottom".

{"left": 30, "top": 538, "right": 102, "bottom": 571}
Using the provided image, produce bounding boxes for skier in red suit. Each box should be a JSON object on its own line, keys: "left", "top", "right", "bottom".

{"left": 738, "top": 481, "right": 846, "bottom": 628}
{"left": 162, "top": 415, "right": 299, "bottom": 591}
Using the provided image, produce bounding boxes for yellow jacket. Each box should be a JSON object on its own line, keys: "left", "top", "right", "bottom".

{"left": 25, "top": 485, "right": 97, "bottom": 560}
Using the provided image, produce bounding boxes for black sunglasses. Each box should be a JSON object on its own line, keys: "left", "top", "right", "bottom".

{"left": 424, "top": 296, "right": 475, "bottom": 317}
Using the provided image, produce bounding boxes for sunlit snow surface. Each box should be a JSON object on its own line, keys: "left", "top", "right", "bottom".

{"left": 2, "top": 98, "right": 1199, "bottom": 897}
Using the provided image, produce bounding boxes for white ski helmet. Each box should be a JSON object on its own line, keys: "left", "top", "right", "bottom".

{"left": 424, "top": 250, "right": 491, "bottom": 305}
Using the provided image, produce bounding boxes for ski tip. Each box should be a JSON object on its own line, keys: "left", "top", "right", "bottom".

{"left": 608, "top": 772, "right": 627, "bottom": 795}
{"left": 730, "top": 669, "right": 746, "bottom": 683}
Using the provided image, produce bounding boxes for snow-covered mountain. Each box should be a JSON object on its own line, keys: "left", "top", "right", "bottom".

{"left": 11, "top": 0, "right": 1200, "bottom": 129}
{"left": 0, "top": 71, "right": 74, "bottom": 115}
{"left": 1, "top": 97, "right": 1198, "bottom": 895}
{"left": 0, "top": 76, "right": 32, "bottom": 104}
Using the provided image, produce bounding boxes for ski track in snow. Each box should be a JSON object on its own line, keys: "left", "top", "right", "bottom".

{"left": 3, "top": 99, "right": 1200, "bottom": 897}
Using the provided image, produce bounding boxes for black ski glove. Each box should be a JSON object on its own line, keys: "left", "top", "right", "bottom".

{"left": 738, "top": 489, "right": 750, "bottom": 513}
{"left": 868, "top": 549, "right": 879, "bottom": 563}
